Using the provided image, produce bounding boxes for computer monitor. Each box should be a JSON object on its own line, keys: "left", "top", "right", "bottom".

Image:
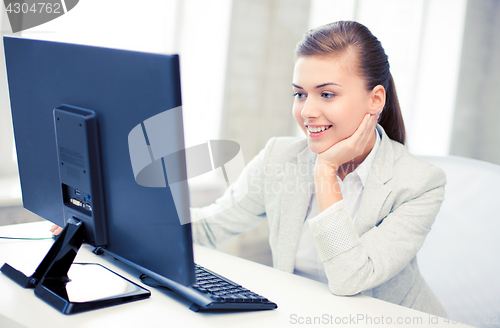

{"left": 2, "top": 37, "right": 195, "bottom": 313}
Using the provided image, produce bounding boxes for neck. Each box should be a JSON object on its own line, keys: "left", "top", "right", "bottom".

{"left": 337, "top": 129, "right": 377, "bottom": 180}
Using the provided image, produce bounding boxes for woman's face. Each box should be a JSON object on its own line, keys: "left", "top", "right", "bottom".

{"left": 292, "top": 54, "right": 373, "bottom": 154}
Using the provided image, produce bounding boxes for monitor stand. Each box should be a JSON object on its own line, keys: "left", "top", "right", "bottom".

{"left": 1, "top": 105, "right": 150, "bottom": 314}
{"left": 1, "top": 217, "right": 150, "bottom": 314}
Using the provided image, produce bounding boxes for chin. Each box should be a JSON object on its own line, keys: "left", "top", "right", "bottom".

{"left": 306, "top": 139, "right": 329, "bottom": 154}
{"left": 307, "top": 132, "right": 346, "bottom": 154}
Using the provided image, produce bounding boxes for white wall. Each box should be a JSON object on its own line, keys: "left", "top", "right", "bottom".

{"left": 168, "top": 0, "right": 232, "bottom": 192}
{"left": 16, "top": 0, "right": 180, "bottom": 52}
{"left": 0, "top": 8, "right": 20, "bottom": 206}
{"left": 175, "top": 0, "right": 231, "bottom": 147}
{"left": 408, "top": 0, "right": 467, "bottom": 155}
{"left": 450, "top": 0, "right": 500, "bottom": 165}
{"left": 0, "top": 0, "right": 476, "bottom": 207}
{"left": 12, "top": 0, "right": 231, "bottom": 149}
{"left": 0, "top": 0, "right": 232, "bottom": 203}
{"left": 0, "top": 8, "right": 16, "bottom": 178}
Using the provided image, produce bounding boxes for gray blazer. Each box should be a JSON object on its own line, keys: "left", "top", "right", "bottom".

{"left": 192, "top": 125, "right": 447, "bottom": 317}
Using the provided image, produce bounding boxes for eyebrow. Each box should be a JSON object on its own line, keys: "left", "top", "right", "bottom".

{"left": 292, "top": 82, "right": 341, "bottom": 89}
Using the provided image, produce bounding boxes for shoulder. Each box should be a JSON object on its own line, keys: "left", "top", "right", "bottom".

{"left": 261, "top": 136, "right": 309, "bottom": 164}
{"left": 387, "top": 139, "right": 446, "bottom": 194}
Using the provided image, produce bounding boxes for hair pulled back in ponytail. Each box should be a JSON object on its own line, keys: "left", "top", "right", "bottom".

{"left": 295, "top": 21, "right": 406, "bottom": 144}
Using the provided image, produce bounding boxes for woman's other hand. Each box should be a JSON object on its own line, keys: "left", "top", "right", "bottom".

{"left": 49, "top": 224, "right": 63, "bottom": 236}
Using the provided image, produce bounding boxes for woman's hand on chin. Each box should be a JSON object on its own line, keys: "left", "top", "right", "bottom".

{"left": 313, "top": 112, "right": 379, "bottom": 212}
{"left": 317, "top": 112, "right": 380, "bottom": 170}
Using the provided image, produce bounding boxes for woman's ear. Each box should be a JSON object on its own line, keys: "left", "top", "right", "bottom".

{"left": 369, "top": 85, "right": 386, "bottom": 114}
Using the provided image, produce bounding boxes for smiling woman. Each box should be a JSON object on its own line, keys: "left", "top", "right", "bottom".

{"left": 294, "top": 21, "right": 405, "bottom": 147}
{"left": 190, "top": 21, "right": 448, "bottom": 317}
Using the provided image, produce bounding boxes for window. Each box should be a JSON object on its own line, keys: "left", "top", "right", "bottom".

{"left": 0, "top": 0, "right": 232, "bottom": 204}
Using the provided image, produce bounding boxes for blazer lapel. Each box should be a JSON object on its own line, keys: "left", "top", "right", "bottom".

{"left": 354, "top": 125, "right": 394, "bottom": 235}
{"left": 274, "top": 145, "right": 315, "bottom": 272}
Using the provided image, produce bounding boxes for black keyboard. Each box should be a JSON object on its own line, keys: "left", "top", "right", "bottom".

{"left": 187, "top": 264, "right": 277, "bottom": 312}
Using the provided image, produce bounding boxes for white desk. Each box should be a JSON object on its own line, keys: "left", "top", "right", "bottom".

{"left": 0, "top": 222, "right": 472, "bottom": 328}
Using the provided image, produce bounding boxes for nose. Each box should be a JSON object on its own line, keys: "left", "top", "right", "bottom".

{"left": 300, "top": 97, "right": 321, "bottom": 120}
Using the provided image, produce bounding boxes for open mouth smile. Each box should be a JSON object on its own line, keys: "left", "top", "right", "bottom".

{"left": 306, "top": 125, "right": 332, "bottom": 138}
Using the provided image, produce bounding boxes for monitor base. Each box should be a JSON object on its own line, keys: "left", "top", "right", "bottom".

{"left": 1, "top": 218, "right": 150, "bottom": 314}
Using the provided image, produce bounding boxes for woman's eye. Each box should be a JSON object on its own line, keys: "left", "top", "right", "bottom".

{"left": 293, "top": 92, "right": 306, "bottom": 99}
{"left": 321, "top": 92, "right": 335, "bottom": 99}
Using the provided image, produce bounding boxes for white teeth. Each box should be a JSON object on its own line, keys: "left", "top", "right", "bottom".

{"left": 307, "top": 126, "right": 330, "bottom": 133}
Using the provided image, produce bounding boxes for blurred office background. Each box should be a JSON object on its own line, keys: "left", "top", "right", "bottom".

{"left": 0, "top": 0, "right": 499, "bottom": 255}
{"left": 1, "top": 0, "right": 499, "bottom": 325}
{"left": 0, "top": 0, "right": 500, "bottom": 249}
{"left": 1, "top": 0, "right": 499, "bottom": 257}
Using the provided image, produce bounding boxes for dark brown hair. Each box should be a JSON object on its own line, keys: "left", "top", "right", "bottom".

{"left": 295, "top": 21, "right": 406, "bottom": 144}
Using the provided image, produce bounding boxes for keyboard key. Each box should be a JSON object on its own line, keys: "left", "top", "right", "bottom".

{"left": 191, "top": 264, "right": 277, "bottom": 310}
{"left": 222, "top": 296, "right": 235, "bottom": 302}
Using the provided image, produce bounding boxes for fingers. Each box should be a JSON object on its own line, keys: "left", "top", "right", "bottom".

{"left": 348, "top": 113, "right": 378, "bottom": 159}
{"left": 50, "top": 224, "right": 63, "bottom": 236}
{"left": 357, "top": 113, "right": 371, "bottom": 135}
{"left": 354, "top": 113, "right": 376, "bottom": 144}
{"left": 357, "top": 113, "right": 376, "bottom": 137}
{"left": 366, "top": 112, "right": 380, "bottom": 133}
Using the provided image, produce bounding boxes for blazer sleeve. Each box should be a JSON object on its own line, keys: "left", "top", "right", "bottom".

{"left": 190, "top": 137, "right": 277, "bottom": 248}
{"left": 308, "top": 164, "right": 446, "bottom": 296}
